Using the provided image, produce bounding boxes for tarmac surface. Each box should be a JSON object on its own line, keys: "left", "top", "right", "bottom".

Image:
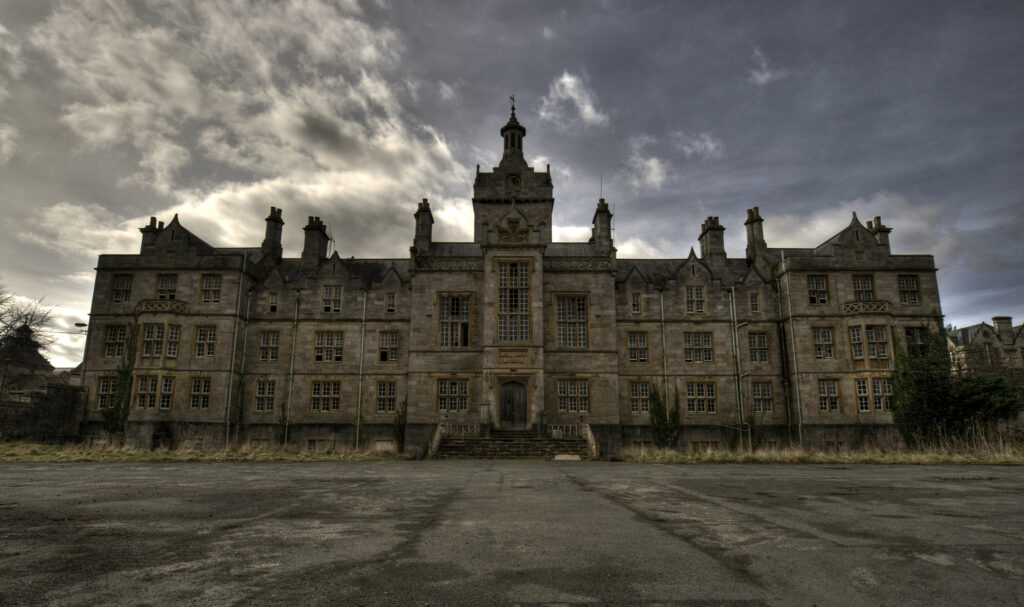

{"left": 1, "top": 461, "right": 1022, "bottom": 606}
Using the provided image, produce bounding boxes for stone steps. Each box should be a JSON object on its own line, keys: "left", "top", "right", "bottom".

{"left": 436, "top": 430, "right": 591, "bottom": 459}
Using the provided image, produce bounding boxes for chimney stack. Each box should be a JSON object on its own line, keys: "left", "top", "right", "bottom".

{"left": 993, "top": 316, "right": 1013, "bottom": 342}
{"left": 590, "top": 198, "right": 613, "bottom": 248}
{"left": 140, "top": 216, "right": 160, "bottom": 253}
{"left": 744, "top": 206, "right": 766, "bottom": 259}
{"left": 261, "top": 206, "right": 284, "bottom": 262}
{"left": 413, "top": 198, "right": 433, "bottom": 253}
{"left": 868, "top": 215, "right": 891, "bottom": 250}
{"left": 302, "top": 216, "right": 329, "bottom": 263}
{"left": 698, "top": 216, "right": 727, "bottom": 265}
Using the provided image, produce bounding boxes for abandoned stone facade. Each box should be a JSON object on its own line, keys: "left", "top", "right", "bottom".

{"left": 948, "top": 317, "right": 1024, "bottom": 378}
{"left": 79, "top": 110, "right": 943, "bottom": 453}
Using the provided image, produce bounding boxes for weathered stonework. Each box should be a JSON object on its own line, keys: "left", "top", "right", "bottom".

{"left": 79, "top": 110, "right": 943, "bottom": 453}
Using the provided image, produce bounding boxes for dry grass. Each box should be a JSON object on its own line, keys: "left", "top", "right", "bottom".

{"left": 618, "top": 446, "right": 1024, "bottom": 465}
{"left": 0, "top": 442, "right": 412, "bottom": 463}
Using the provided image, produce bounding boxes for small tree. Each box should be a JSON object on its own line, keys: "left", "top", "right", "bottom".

{"left": 392, "top": 400, "right": 408, "bottom": 453}
{"left": 648, "top": 386, "right": 680, "bottom": 448}
{"left": 892, "top": 329, "right": 953, "bottom": 443}
{"left": 101, "top": 325, "right": 137, "bottom": 440}
{"left": 893, "top": 328, "right": 1023, "bottom": 444}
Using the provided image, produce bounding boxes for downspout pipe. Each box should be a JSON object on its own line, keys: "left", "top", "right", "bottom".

{"left": 224, "top": 262, "right": 245, "bottom": 448}
{"left": 659, "top": 290, "right": 668, "bottom": 397}
{"left": 284, "top": 289, "right": 300, "bottom": 445}
{"left": 729, "top": 287, "right": 750, "bottom": 451}
{"left": 233, "top": 288, "right": 253, "bottom": 445}
{"left": 781, "top": 251, "right": 804, "bottom": 445}
{"left": 355, "top": 288, "right": 368, "bottom": 449}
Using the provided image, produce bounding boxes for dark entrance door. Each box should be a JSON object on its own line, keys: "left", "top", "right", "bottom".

{"left": 499, "top": 381, "right": 527, "bottom": 427}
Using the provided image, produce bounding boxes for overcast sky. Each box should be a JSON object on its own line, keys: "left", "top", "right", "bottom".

{"left": 1, "top": 0, "right": 1022, "bottom": 366}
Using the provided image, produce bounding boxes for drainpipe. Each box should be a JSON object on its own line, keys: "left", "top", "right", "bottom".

{"left": 284, "top": 289, "right": 300, "bottom": 445}
{"left": 224, "top": 263, "right": 245, "bottom": 448}
{"left": 232, "top": 288, "right": 253, "bottom": 445}
{"left": 781, "top": 251, "right": 804, "bottom": 445}
{"left": 729, "top": 287, "right": 750, "bottom": 451}
{"left": 658, "top": 290, "right": 668, "bottom": 396}
{"left": 775, "top": 278, "right": 794, "bottom": 445}
{"left": 355, "top": 288, "right": 368, "bottom": 449}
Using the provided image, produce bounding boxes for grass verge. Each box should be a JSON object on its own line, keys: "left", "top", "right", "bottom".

{"left": 0, "top": 442, "right": 413, "bottom": 463}
{"left": 618, "top": 445, "right": 1024, "bottom": 465}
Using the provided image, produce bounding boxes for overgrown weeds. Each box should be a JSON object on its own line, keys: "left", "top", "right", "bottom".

{"left": 618, "top": 446, "right": 1023, "bottom": 465}
{"left": 0, "top": 442, "right": 413, "bottom": 463}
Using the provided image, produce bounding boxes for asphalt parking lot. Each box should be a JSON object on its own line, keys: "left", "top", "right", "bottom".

{"left": 1, "top": 461, "right": 1022, "bottom": 606}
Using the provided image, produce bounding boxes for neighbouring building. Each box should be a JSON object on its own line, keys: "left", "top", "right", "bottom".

{"left": 948, "top": 317, "right": 1024, "bottom": 382}
{"left": 78, "top": 108, "right": 944, "bottom": 453}
{"left": 0, "top": 325, "right": 86, "bottom": 442}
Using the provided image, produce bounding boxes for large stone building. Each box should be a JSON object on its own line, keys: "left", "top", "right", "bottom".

{"left": 79, "top": 109, "right": 944, "bottom": 453}
{"left": 948, "top": 316, "right": 1024, "bottom": 379}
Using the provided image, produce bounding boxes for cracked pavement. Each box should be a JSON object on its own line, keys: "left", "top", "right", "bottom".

{"left": 1, "top": 462, "right": 1022, "bottom": 606}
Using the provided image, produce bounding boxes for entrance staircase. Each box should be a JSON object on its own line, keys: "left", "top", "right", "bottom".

{"left": 435, "top": 428, "right": 591, "bottom": 459}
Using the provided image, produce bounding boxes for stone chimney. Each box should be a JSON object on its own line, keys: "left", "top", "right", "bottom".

{"left": 590, "top": 198, "right": 613, "bottom": 248}
{"left": 413, "top": 198, "right": 433, "bottom": 253}
{"left": 867, "top": 215, "right": 891, "bottom": 251}
{"left": 993, "top": 316, "right": 1013, "bottom": 342}
{"left": 744, "top": 207, "right": 766, "bottom": 259}
{"left": 302, "top": 216, "right": 329, "bottom": 263}
{"left": 698, "top": 216, "right": 727, "bottom": 265}
{"left": 140, "top": 216, "right": 160, "bottom": 253}
{"left": 261, "top": 206, "right": 284, "bottom": 262}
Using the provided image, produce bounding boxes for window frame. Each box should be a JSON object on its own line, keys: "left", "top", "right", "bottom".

{"left": 807, "top": 275, "right": 829, "bottom": 305}
{"left": 852, "top": 274, "right": 875, "bottom": 302}
{"left": 376, "top": 380, "right": 397, "bottom": 414}
{"left": 497, "top": 259, "right": 531, "bottom": 342}
{"left": 156, "top": 274, "right": 177, "bottom": 300}
{"left": 751, "top": 381, "right": 772, "bottom": 413}
{"left": 683, "top": 331, "right": 714, "bottom": 364}
{"left": 817, "top": 378, "right": 840, "bottom": 412}
{"left": 554, "top": 294, "right": 589, "bottom": 350}
{"left": 438, "top": 293, "right": 472, "bottom": 349}
{"left": 259, "top": 331, "right": 280, "bottom": 362}
{"left": 748, "top": 332, "right": 769, "bottom": 363}
{"left": 322, "top": 285, "right": 343, "bottom": 313}
{"left": 437, "top": 378, "right": 469, "bottom": 412}
{"left": 255, "top": 378, "right": 276, "bottom": 412}
{"left": 201, "top": 274, "right": 222, "bottom": 303}
{"left": 685, "top": 380, "right": 717, "bottom": 414}
{"left": 812, "top": 326, "right": 835, "bottom": 360}
{"left": 378, "top": 330, "right": 399, "bottom": 363}
{"left": 195, "top": 326, "right": 216, "bottom": 358}
{"left": 135, "top": 375, "right": 158, "bottom": 409}
{"left": 629, "top": 381, "right": 650, "bottom": 414}
{"left": 97, "top": 376, "right": 118, "bottom": 409}
{"left": 310, "top": 380, "right": 341, "bottom": 412}
{"left": 897, "top": 275, "right": 920, "bottom": 305}
{"left": 313, "top": 330, "right": 344, "bottom": 363}
{"left": 189, "top": 377, "right": 212, "bottom": 409}
{"left": 628, "top": 331, "right": 649, "bottom": 363}
{"left": 685, "top": 285, "right": 706, "bottom": 314}
{"left": 556, "top": 379, "right": 590, "bottom": 413}
{"left": 104, "top": 325, "right": 127, "bottom": 358}
{"left": 111, "top": 274, "right": 133, "bottom": 304}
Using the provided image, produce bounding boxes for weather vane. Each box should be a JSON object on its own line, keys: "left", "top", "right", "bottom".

{"left": 510, "top": 94, "right": 516, "bottom": 114}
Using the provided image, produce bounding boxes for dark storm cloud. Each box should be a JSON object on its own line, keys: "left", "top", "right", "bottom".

{"left": 0, "top": 0, "right": 1022, "bottom": 364}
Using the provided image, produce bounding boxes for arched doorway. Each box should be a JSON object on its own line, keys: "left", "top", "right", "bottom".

{"left": 499, "top": 381, "right": 527, "bottom": 428}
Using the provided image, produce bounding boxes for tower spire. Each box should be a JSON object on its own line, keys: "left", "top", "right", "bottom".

{"left": 500, "top": 97, "right": 526, "bottom": 159}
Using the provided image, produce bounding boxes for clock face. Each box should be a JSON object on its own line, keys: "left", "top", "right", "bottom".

{"left": 504, "top": 174, "right": 521, "bottom": 192}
